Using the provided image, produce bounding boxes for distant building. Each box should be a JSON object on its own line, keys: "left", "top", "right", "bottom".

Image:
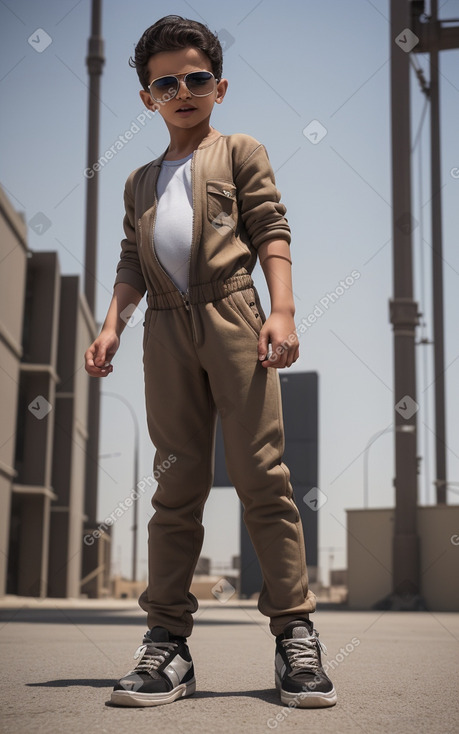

{"left": 213, "top": 372, "right": 319, "bottom": 597}
{"left": 0, "top": 185, "right": 109, "bottom": 598}
{"left": 195, "top": 556, "right": 211, "bottom": 575}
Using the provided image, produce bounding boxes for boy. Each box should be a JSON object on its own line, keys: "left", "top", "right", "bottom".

{"left": 85, "top": 15, "right": 336, "bottom": 709}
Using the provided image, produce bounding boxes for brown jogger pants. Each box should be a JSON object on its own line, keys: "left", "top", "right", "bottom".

{"left": 138, "top": 274, "right": 316, "bottom": 637}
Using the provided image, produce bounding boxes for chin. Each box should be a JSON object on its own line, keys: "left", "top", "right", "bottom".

{"left": 172, "top": 117, "right": 204, "bottom": 127}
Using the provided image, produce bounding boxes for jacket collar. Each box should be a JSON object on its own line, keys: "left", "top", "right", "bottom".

{"left": 152, "top": 127, "right": 222, "bottom": 167}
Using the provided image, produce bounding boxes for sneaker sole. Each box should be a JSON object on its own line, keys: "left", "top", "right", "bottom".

{"left": 275, "top": 671, "right": 337, "bottom": 708}
{"left": 110, "top": 678, "right": 196, "bottom": 707}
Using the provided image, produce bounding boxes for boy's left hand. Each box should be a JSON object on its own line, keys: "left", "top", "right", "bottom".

{"left": 257, "top": 312, "right": 299, "bottom": 369}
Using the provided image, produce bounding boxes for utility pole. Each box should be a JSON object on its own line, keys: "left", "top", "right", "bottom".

{"left": 411, "top": 2, "right": 459, "bottom": 503}
{"left": 385, "top": 0, "right": 422, "bottom": 609}
{"left": 84, "top": 0, "right": 104, "bottom": 531}
{"left": 428, "top": 0, "right": 446, "bottom": 504}
{"left": 378, "top": 0, "right": 459, "bottom": 609}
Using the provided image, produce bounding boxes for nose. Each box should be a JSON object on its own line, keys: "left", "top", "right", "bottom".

{"left": 176, "top": 78, "right": 192, "bottom": 99}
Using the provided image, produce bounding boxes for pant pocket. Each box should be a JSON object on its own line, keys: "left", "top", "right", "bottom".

{"left": 228, "top": 287, "right": 265, "bottom": 337}
{"left": 143, "top": 308, "right": 158, "bottom": 351}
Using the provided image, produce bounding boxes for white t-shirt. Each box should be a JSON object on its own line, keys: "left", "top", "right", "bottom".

{"left": 154, "top": 153, "right": 193, "bottom": 293}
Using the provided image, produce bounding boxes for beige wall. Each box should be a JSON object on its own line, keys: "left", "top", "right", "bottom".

{"left": 49, "top": 276, "right": 98, "bottom": 597}
{"left": 347, "top": 506, "right": 459, "bottom": 610}
{"left": 111, "top": 576, "right": 147, "bottom": 600}
{"left": 13, "top": 251, "right": 61, "bottom": 597}
{"left": 0, "top": 188, "right": 28, "bottom": 595}
{"left": 0, "top": 184, "right": 103, "bottom": 599}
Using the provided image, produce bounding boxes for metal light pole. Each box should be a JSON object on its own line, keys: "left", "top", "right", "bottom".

{"left": 103, "top": 392, "right": 140, "bottom": 582}
{"left": 84, "top": 0, "right": 104, "bottom": 312}
{"left": 83, "top": 0, "right": 104, "bottom": 530}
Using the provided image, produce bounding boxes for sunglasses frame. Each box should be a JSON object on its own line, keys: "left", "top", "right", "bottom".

{"left": 147, "top": 70, "right": 219, "bottom": 102}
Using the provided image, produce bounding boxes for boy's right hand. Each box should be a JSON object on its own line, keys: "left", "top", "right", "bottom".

{"left": 84, "top": 330, "right": 119, "bottom": 377}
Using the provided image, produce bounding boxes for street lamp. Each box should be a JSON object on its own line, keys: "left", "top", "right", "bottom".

{"left": 102, "top": 391, "right": 140, "bottom": 582}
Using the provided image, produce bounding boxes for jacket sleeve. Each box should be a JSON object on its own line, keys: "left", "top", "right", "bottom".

{"left": 234, "top": 141, "right": 291, "bottom": 249}
{"left": 113, "top": 170, "right": 147, "bottom": 296}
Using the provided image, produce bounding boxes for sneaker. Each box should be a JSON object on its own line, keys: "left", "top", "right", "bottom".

{"left": 275, "top": 619, "right": 337, "bottom": 708}
{"left": 110, "top": 626, "right": 196, "bottom": 707}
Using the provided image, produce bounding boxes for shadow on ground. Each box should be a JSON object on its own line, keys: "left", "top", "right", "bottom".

{"left": 27, "top": 679, "right": 115, "bottom": 688}
{"left": 26, "top": 679, "right": 281, "bottom": 706}
{"left": 0, "top": 609, "right": 261, "bottom": 626}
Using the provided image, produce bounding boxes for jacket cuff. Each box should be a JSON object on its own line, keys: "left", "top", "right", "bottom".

{"left": 114, "top": 267, "right": 146, "bottom": 297}
{"left": 251, "top": 228, "right": 291, "bottom": 249}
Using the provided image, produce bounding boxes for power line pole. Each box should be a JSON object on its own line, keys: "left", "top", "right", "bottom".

{"left": 385, "top": 0, "right": 422, "bottom": 609}
{"left": 412, "top": 2, "right": 459, "bottom": 503}
{"left": 378, "top": 0, "right": 459, "bottom": 610}
{"left": 428, "top": 0, "right": 446, "bottom": 505}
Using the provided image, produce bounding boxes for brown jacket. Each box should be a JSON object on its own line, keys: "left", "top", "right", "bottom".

{"left": 114, "top": 127, "right": 291, "bottom": 307}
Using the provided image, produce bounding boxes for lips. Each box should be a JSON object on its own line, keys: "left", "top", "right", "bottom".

{"left": 176, "top": 106, "right": 196, "bottom": 112}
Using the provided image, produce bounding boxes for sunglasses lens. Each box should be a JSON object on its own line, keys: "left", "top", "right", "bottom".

{"left": 186, "top": 71, "right": 215, "bottom": 95}
{"left": 149, "top": 72, "right": 215, "bottom": 100}
{"left": 150, "top": 76, "right": 178, "bottom": 100}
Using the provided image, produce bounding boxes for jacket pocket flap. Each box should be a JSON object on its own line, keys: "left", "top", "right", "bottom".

{"left": 206, "top": 180, "right": 237, "bottom": 200}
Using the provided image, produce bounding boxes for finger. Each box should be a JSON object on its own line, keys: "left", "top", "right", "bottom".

{"left": 94, "top": 344, "right": 107, "bottom": 367}
{"left": 258, "top": 330, "right": 269, "bottom": 362}
{"left": 259, "top": 349, "right": 274, "bottom": 368}
{"left": 84, "top": 348, "right": 95, "bottom": 370}
{"left": 85, "top": 350, "right": 103, "bottom": 375}
{"left": 98, "top": 364, "right": 114, "bottom": 377}
{"left": 85, "top": 343, "right": 113, "bottom": 376}
{"left": 263, "top": 350, "right": 283, "bottom": 369}
{"left": 86, "top": 363, "right": 113, "bottom": 377}
{"left": 285, "top": 346, "right": 298, "bottom": 368}
{"left": 271, "top": 341, "right": 288, "bottom": 368}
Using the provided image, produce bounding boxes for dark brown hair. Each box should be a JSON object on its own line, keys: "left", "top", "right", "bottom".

{"left": 129, "top": 15, "right": 223, "bottom": 90}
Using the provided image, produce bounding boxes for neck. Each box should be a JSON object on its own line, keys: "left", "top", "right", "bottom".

{"left": 164, "top": 119, "right": 213, "bottom": 158}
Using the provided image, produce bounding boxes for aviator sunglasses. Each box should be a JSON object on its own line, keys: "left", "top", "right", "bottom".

{"left": 148, "top": 70, "right": 219, "bottom": 102}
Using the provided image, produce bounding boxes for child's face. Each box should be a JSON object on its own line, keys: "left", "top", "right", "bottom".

{"left": 139, "top": 47, "right": 228, "bottom": 132}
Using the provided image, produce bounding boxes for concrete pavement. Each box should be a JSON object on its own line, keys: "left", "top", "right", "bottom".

{"left": 0, "top": 598, "right": 458, "bottom": 733}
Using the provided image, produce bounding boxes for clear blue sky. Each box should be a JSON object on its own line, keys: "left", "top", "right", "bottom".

{"left": 1, "top": 0, "right": 458, "bottom": 584}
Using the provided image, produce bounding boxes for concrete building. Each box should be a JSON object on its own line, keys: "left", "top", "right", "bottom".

{"left": 213, "top": 372, "right": 319, "bottom": 598}
{"left": 347, "top": 505, "right": 459, "bottom": 610}
{"left": 0, "top": 186, "right": 28, "bottom": 596}
{"left": 0, "top": 185, "right": 110, "bottom": 598}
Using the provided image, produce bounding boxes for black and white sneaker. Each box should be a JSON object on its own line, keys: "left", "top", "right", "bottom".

{"left": 111, "top": 626, "right": 196, "bottom": 707}
{"left": 275, "top": 619, "right": 337, "bottom": 708}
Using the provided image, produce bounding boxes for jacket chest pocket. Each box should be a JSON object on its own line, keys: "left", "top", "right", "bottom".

{"left": 206, "top": 180, "right": 237, "bottom": 229}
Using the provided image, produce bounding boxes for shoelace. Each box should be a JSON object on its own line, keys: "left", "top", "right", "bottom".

{"left": 283, "top": 634, "right": 328, "bottom": 672}
{"left": 130, "top": 641, "right": 176, "bottom": 673}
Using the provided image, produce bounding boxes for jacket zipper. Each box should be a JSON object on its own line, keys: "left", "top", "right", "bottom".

{"left": 184, "top": 149, "right": 197, "bottom": 311}
{"left": 141, "top": 148, "right": 198, "bottom": 315}
{"left": 140, "top": 210, "right": 191, "bottom": 311}
{"left": 147, "top": 151, "right": 196, "bottom": 311}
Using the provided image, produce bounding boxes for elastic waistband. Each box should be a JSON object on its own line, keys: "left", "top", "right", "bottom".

{"left": 146, "top": 273, "right": 254, "bottom": 310}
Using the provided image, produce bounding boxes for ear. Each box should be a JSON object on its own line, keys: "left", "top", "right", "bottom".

{"left": 139, "top": 89, "right": 159, "bottom": 113}
{"left": 215, "top": 78, "right": 228, "bottom": 105}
